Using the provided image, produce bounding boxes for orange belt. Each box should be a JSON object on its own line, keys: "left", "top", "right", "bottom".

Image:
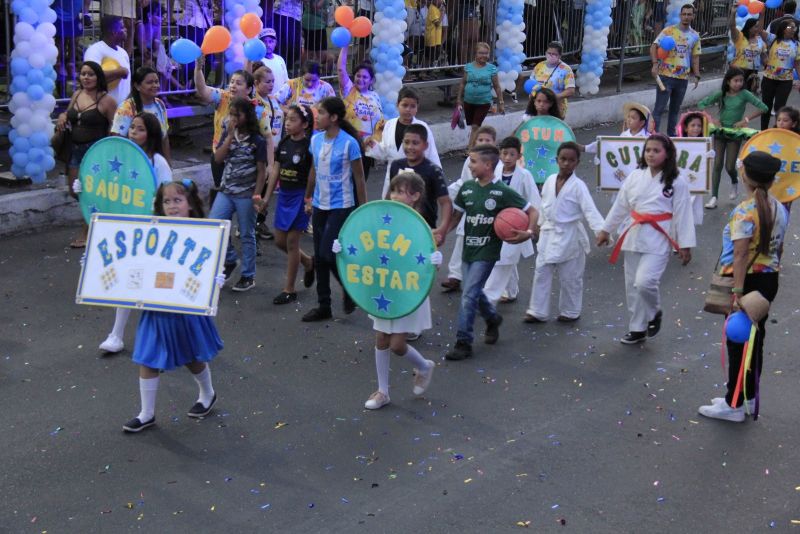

{"left": 609, "top": 211, "right": 680, "bottom": 264}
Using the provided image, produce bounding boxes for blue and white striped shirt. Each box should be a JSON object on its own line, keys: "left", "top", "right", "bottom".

{"left": 310, "top": 130, "right": 362, "bottom": 210}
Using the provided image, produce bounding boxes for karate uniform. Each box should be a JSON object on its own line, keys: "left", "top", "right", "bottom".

{"left": 483, "top": 166, "right": 542, "bottom": 304}
{"left": 446, "top": 160, "right": 502, "bottom": 281}
{"left": 366, "top": 117, "right": 441, "bottom": 198}
{"left": 526, "top": 173, "right": 605, "bottom": 320}
{"left": 602, "top": 168, "right": 696, "bottom": 333}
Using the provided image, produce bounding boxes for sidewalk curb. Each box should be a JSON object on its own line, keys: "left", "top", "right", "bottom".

{"left": 1, "top": 77, "right": 722, "bottom": 237}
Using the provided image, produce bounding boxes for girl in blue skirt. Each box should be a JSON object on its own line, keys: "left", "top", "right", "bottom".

{"left": 124, "top": 180, "right": 224, "bottom": 433}
{"left": 262, "top": 104, "right": 316, "bottom": 305}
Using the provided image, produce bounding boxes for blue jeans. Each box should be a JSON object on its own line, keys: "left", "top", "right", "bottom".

{"left": 209, "top": 192, "right": 257, "bottom": 278}
{"left": 456, "top": 260, "right": 498, "bottom": 344}
{"left": 653, "top": 76, "right": 688, "bottom": 137}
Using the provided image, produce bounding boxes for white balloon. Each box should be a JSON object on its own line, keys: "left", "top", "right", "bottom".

{"left": 15, "top": 22, "right": 35, "bottom": 41}
{"left": 13, "top": 41, "right": 32, "bottom": 58}
{"left": 16, "top": 123, "right": 33, "bottom": 138}
{"left": 29, "top": 53, "right": 45, "bottom": 69}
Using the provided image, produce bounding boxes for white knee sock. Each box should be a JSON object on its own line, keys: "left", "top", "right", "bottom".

{"left": 375, "top": 347, "right": 391, "bottom": 395}
{"left": 399, "top": 344, "right": 430, "bottom": 370}
{"left": 111, "top": 307, "right": 132, "bottom": 339}
{"left": 137, "top": 376, "right": 159, "bottom": 421}
{"left": 192, "top": 365, "right": 215, "bottom": 407}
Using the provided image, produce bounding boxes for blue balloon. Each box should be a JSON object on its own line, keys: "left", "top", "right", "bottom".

{"left": 11, "top": 58, "right": 29, "bottom": 76}
{"left": 736, "top": 5, "right": 749, "bottom": 17}
{"left": 12, "top": 151, "right": 29, "bottom": 166}
{"left": 765, "top": 0, "right": 782, "bottom": 8}
{"left": 15, "top": 136, "right": 30, "bottom": 152}
{"left": 660, "top": 36, "right": 676, "bottom": 51}
{"left": 12, "top": 164, "right": 26, "bottom": 178}
{"left": 243, "top": 38, "right": 267, "bottom": 62}
{"left": 27, "top": 84, "right": 44, "bottom": 100}
{"left": 726, "top": 311, "right": 753, "bottom": 343}
{"left": 331, "top": 27, "right": 352, "bottom": 49}
{"left": 170, "top": 38, "right": 202, "bottom": 65}
{"left": 523, "top": 78, "right": 536, "bottom": 94}
{"left": 25, "top": 162, "right": 42, "bottom": 176}
{"left": 30, "top": 131, "right": 49, "bottom": 147}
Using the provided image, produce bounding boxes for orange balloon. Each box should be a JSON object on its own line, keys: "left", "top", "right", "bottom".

{"left": 737, "top": 0, "right": 748, "bottom": 5}
{"left": 335, "top": 6, "right": 355, "bottom": 28}
{"left": 201, "top": 25, "right": 232, "bottom": 55}
{"left": 748, "top": 0, "right": 764, "bottom": 13}
{"left": 350, "top": 16, "right": 372, "bottom": 38}
{"left": 657, "top": 47, "right": 669, "bottom": 59}
{"left": 240, "top": 13, "right": 263, "bottom": 39}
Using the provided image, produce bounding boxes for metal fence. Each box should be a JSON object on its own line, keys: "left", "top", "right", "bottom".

{"left": 0, "top": 0, "right": 779, "bottom": 108}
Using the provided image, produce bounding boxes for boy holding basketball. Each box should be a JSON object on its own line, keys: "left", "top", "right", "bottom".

{"left": 445, "top": 145, "right": 538, "bottom": 361}
{"left": 525, "top": 142, "right": 605, "bottom": 323}
{"left": 483, "top": 136, "right": 542, "bottom": 305}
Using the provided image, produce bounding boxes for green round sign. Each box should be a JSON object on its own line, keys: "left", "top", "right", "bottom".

{"left": 514, "top": 115, "right": 576, "bottom": 184}
{"left": 78, "top": 137, "right": 158, "bottom": 223}
{"left": 336, "top": 200, "right": 436, "bottom": 320}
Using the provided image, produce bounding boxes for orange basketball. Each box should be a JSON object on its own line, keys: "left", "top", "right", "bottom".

{"left": 493, "top": 208, "right": 529, "bottom": 242}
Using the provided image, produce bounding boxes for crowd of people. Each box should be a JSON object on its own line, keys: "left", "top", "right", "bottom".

{"left": 47, "top": 2, "right": 798, "bottom": 432}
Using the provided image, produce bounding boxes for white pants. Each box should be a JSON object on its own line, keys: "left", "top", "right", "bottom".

{"left": 623, "top": 251, "right": 669, "bottom": 332}
{"left": 527, "top": 253, "right": 585, "bottom": 319}
{"left": 483, "top": 264, "right": 520, "bottom": 305}
{"left": 446, "top": 236, "right": 464, "bottom": 281}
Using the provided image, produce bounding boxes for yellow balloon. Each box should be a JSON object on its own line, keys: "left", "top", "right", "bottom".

{"left": 101, "top": 57, "right": 121, "bottom": 90}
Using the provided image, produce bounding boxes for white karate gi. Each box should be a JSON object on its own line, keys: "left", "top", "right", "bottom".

{"left": 527, "top": 173, "right": 605, "bottom": 320}
{"left": 602, "top": 168, "right": 696, "bottom": 333}
{"left": 484, "top": 166, "right": 542, "bottom": 304}
{"left": 366, "top": 117, "right": 442, "bottom": 198}
{"left": 445, "top": 160, "right": 502, "bottom": 281}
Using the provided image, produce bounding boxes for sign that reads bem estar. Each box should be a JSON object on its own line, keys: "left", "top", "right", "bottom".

{"left": 76, "top": 214, "right": 230, "bottom": 316}
{"left": 596, "top": 136, "right": 712, "bottom": 193}
{"left": 336, "top": 200, "right": 436, "bottom": 320}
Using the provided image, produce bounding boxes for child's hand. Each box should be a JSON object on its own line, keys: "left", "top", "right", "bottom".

{"left": 214, "top": 274, "right": 226, "bottom": 288}
{"left": 430, "top": 250, "right": 443, "bottom": 265}
{"left": 506, "top": 229, "right": 533, "bottom": 244}
{"left": 72, "top": 178, "right": 82, "bottom": 194}
{"left": 734, "top": 119, "right": 748, "bottom": 128}
{"left": 596, "top": 230, "right": 611, "bottom": 247}
{"left": 678, "top": 248, "right": 692, "bottom": 265}
{"left": 251, "top": 194, "right": 263, "bottom": 210}
{"left": 331, "top": 239, "right": 342, "bottom": 254}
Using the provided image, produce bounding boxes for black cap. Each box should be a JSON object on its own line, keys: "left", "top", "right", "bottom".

{"left": 742, "top": 151, "right": 781, "bottom": 184}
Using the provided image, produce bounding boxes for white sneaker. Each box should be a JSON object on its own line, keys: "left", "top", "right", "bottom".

{"left": 704, "top": 196, "right": 718, "bottom": 209}
{"left": 729, "top": 183, "right": 738, "bottom": 200}
{"left": 364, "top": 391, "right": 390, "bottom": 410}
{"left": 413, "top": 361, "right": 435, "bottom": 395}
{"left": 711, "top": 396, "right": 755, "bottom": 413}
{"left": 406, "top": 332, "right": 421, "bottom": 342}
{"left": 698, "top": 400, "right": 745, "bottom": 422}
{"left": 99, "top": 334, "right": 124, "bottom": 353}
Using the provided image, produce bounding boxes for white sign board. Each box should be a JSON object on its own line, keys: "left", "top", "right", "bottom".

{"left": 76, "top": 214, "right": 230, "bottom": 316}
{"left": 596, "top": 136, "right": 712, "bottom": 193}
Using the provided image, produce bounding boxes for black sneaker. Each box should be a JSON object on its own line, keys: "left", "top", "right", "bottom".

{"left": 256, "top": 222, "right": 274, "bottom": 240}
{"left": 647, "top": 310, "right": 663, "bottom": 338}
{"left": 273, "top": 291, "right": 297, "bottom": 305}
{"left": 187, "top": 394, "right": 217, "bottom": 418}
{"left": 123, "top": 416, "right": 155, "bottom": 433}
{"left": 484, "top": 314, "right": 503, "bottom": 345}
{"left": 302, "top": 307, "right": 333, "bottom": 322}
{"left": 232, "top": 276, "right": 255, "bottom": 292}
{"left": 621, "top": 331, "right": 647, "bottom": 345}
{"left": 223, "top": 261, "right": 238, "bottom": 281}
{"left": 445, "top": 340, "right": 473, "bottom": 360}
{"left": 344, "top": 294, "right": 357, "bottom": 314}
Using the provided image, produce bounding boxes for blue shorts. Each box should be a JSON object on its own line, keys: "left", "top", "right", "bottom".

{"left": 69, "top": 141, "right": 96, "bottom": 170}
{"left": 274, "top": 188, "right": 310, "bottom": 232}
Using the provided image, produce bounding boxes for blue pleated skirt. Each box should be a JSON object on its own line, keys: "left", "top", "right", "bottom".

{"left": 132, "top": 311, "right": 223, "bottom": 371}
{"left": 274, "top": 188, "right": 309, "bottom": 232}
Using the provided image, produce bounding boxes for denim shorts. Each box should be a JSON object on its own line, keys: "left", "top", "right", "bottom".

{"left": 68, "top": 141, "right": 96, "bottom": 170}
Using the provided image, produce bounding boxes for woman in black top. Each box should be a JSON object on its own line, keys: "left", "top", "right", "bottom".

{"left": 55, "top": 61, "right": 117, "bottom": 247}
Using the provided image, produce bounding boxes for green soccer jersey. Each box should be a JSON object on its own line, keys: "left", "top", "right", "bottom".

{"left": 454, "top": 179, "right": 529, "bottom": 262}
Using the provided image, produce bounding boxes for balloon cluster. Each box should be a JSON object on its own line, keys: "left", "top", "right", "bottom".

{"left": 9, "top": 0, "right": 59, "bottom": 183}
{"left": 576, "top": 0, "right": 612, "bottom": 95}
{"left": 727, "top": 0, "right": 763, "bottom": 62}
{"left": 370, "top": 0, "right": 406, "bottom": 119}
{"left": 223, "top": 0, "right": 264, "bottom": 74}
{"left": 331, "top": 6, "right": 373, "bottom": 48}
{"left": 494, "top": 0, "right": 526, "bottom": 92}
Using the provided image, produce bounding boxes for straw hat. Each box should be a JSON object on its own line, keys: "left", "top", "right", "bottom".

{"left": 739, "top": 291, "right": 770, "bottom": 324}
{"left": 622, "top": 102, "right": 654, "bottom": 133}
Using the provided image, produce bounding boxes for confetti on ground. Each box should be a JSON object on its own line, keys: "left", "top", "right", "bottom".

{"left": 516, "top": 520, "right": 531, "bottom": 527}
{"left": 464, "top": 478, "right": 472, "bottom": 484}
{"left": 274, "top": 422, "right": 288, "bottom": 429}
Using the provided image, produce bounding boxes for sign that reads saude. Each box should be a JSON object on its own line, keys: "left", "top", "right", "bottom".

{"left": 596, "top": 136, "right": 712, "bottom": 193}
{"left": 76, "top": 214, "right": 230, "bottom": 316}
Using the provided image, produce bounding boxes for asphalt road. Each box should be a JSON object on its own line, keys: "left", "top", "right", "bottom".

{"left": 2, "top": 108, "right": 800, "bottom": 532}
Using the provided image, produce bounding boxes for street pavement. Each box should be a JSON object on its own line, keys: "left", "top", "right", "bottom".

{"left": 2, "top": 104, "right": 800, "bottom": 532}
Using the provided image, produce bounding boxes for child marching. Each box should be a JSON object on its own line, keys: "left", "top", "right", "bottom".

{"left": 483, "top": 136, "right": 541, "bottom": 305}
{"left": 596, "top": 134, "right": 696, "bottom": 344}
{"left": 335, "top": 172, "right": 441, "bottom": 410}
{"left": 525, "top": 142, "right": 605, "bottom": 323}
{"left": 445, "top": 145, "right": 538, "bottom": 360}
{"left": 123, "top": 180, "right": 223, "bottom": 432}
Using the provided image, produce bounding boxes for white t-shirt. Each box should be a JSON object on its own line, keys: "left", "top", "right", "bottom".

{"left": 260, "top": 55, "right": 289, "bottom": 94}
{"left": 152, "top": 153, "right": 173, "bottom": 185}
{"left": 84, "top": 41, "right": 131, "bottom": 105}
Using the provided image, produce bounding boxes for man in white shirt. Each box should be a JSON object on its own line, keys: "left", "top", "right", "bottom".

{"left": 259, "top": 27, "right": 289, "bottom": 91}
{"left": 84, "top": 16, "right": 131, "bottom": 104}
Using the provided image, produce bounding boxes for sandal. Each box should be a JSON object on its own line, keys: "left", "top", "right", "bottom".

{"left": 303, "top": 257, "right": 316, "bottom": 288}
{"left": 70, "top": 238, "right": 86, "bottom": 249}
{"left": 273, "top": 291, "right": 297, "bottom": 305}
